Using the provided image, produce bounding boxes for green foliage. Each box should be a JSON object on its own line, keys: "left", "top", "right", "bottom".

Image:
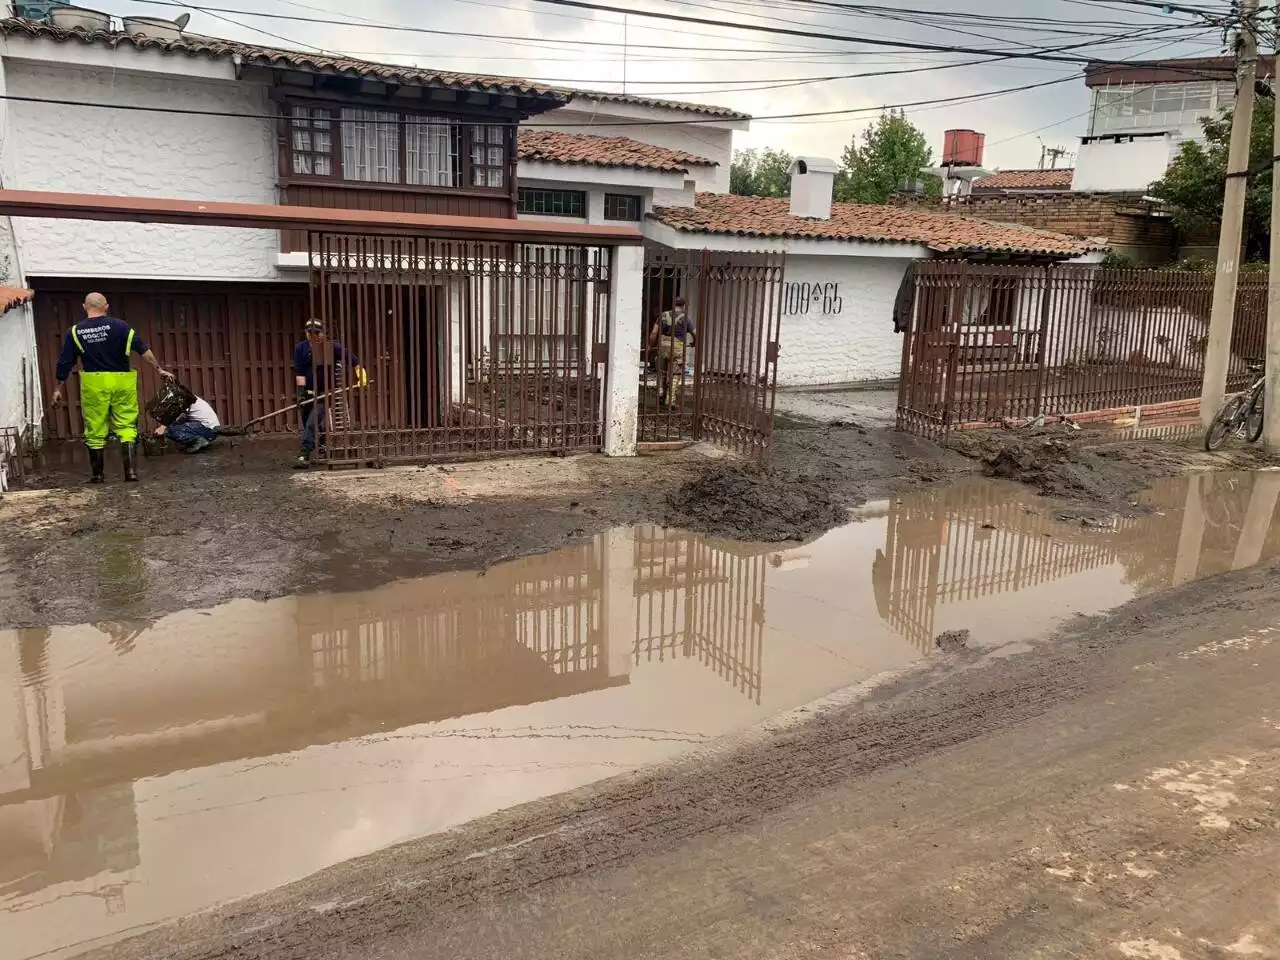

{"left": 1149, "top": 96, "right": 1274, "bottom": 261}
{"left": 729, "top": 147, "right": 794, "bottom": 197}
{"left": 836, "top": 109, "right": 940, "bottom": 204}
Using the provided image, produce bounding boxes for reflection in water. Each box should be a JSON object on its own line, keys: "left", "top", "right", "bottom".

{"left": 2, "top": 471, "right": 1279, "bottom": 959}
{"left": 874, "top": 470, "right": 1280, "bottom": 652}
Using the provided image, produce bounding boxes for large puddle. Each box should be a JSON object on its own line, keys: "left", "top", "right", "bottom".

{"left": 4, "top": 469, "right": 1280, "bottom": 958}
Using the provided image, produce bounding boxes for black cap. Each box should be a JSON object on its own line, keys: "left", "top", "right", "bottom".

{"left": 673, "top": 296, "right": 686, "bottom": 306}
{"left": 304, "top": 318, "right": 324, "bottom": 333}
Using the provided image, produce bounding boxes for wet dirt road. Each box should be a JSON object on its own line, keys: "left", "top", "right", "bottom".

{"left": 4, "top": 469, "right": 1280, "bottom": 959}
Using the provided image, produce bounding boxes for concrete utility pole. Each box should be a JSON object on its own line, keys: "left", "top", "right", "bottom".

{"left": 1266, "top": 9, "right": 1280, "bottom": 450}
{"left": 1201, "top": 0, "right": 1260, "bottom": 428}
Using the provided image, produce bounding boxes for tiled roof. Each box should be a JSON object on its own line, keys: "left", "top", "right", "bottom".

{"left": 0, "top": 17, "right": 749, "bottom": 118}
{"left": 556, "top": 90, "right": 748, "bottom": 120}
{"left": 517, "top": 130, "right": 715, "bottom": 172}
{"left": 972, "top": 169, "right": 1075, "bottom": 191}
{"left": 650, "top": 193, "right": 1101, "bottom": 256}
{"left": 0, "top": 285, "right": 33, "bottom": 316}
{"left": 0, "top": 17, "right": 563, "bottom": 100}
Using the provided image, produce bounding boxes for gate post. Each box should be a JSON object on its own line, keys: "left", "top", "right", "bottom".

{"left": 604, "top": 244, "right": 643, "bottom": 456}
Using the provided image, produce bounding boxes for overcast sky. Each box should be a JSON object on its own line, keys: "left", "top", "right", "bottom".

{"left": 93, "top": 0, "right": 1231, "bottom": 169}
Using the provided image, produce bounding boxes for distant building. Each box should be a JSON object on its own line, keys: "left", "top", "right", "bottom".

{"left": 1073, "top": 56, "right": 1274, "bottom": 194}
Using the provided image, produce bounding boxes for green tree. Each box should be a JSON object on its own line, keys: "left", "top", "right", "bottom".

{"left": 729, "top": 147, "right": 794, "bottom": 197}
{"left": 837, "top": 109, "right": 940, "bottom": 204}
{"left": 1150, "top": 96, "right": 1274, "bottom": 261}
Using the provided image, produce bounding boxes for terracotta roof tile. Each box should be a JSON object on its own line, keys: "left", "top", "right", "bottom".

{"left": 650, "top": 193, "right": 1101, "bottom": 257}
{"left": 0, "top": 285, "right": 33, "bottom": 316}
{"left": 972, "top": 169, "right": 1074, "bottom": 191}
{"left": 0, "top": 18, "right": 748, "bottom": 119}
{"left": 517, "top": 130, "right": 715, "bottom": 172}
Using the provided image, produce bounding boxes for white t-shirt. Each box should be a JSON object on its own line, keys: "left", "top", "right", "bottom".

{"left": 185, "top": 397, "right": 220, "bottom": 429}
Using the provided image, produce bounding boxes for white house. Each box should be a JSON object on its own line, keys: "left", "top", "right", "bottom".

{"left": 0, "top": 11, "right": 1099, "bottom": 452}
{"left": 645, "top": 160, "right": 1102, "bottom": 387}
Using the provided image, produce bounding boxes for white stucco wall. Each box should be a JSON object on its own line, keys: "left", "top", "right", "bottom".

{"left": 776, "top": 256, "right": 913, "bottom": 387}
{"left": 3, "top": 60, "right": 279, "bottom": 280}
{"left": 530, "top": 101, "right": 737, "bottom": 194}
{"left": 1071, "top": 135, "right": 1175, "bottom": 194}
{"left": 0, "top": 53, "right": 40, "bottom": 445}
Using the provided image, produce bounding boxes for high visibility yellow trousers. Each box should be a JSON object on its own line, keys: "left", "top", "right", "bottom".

{"left": 81, "top": 371, "right": 140, "bottom": 450}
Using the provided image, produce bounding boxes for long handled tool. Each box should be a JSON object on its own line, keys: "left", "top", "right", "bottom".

{"left": 221, "top": 381, "right": 371, "bottom": 435}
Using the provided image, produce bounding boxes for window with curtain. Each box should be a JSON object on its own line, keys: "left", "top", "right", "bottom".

{"left": 287, "top": 103, "right": 506, "bottom": 191}
{"left": 291, "top": 106, "right": 334, "bottom": 176}
{"left": 406, "top": 117, "right": 457, "bottom": 186}
{"left": 471, "top": 124, "right": 507, "bottom": 188}
{"left": 341, "top": 107, "right": 401, "bottom": 184}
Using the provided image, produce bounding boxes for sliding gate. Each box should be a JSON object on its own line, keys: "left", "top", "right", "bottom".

{"left": 308, "top": 233, "right": 611, "bottom": 466}
{"left": 640, "top": 249, "right": 785, "bottom": 459}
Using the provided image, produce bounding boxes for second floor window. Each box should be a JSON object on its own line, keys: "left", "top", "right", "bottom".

{"left": 289, "top": 104, "right": 501, "bottom": 190}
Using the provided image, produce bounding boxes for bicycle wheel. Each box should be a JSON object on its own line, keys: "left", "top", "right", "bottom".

{"left": 1247, "top": 394, "right": 1265, "bottom": 443}
{"left": 1205, "top": 395, "right": 1246, "bottom": 451}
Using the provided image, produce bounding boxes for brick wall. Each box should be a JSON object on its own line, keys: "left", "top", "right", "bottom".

{"left": 890, "top": 192, "right": 1177, "bottom": 261}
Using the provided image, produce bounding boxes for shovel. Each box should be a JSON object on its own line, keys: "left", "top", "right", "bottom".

{"left": 219, "top": 381, "right": 371, "bottom": 436}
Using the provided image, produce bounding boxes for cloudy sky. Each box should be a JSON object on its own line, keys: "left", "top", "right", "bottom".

{"left": 90, "top": 0, "right": 1231, "bottom": 169}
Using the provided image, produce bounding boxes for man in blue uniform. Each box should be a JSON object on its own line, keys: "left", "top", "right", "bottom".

{"left": 292, "top": 318, "right": 364, "bottom": 469}
{"left": 51, "top": 292, "right": 171, "bottom": 483}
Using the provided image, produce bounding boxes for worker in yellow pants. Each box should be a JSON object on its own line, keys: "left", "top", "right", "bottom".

{"left": 52, "top": 293, "right": 171, "bottom": 483}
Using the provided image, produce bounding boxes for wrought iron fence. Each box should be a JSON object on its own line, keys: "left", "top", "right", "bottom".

{"left": 308, "top": 234, "right": 611, "bottom": 465}
{"left": 897, "top": 262, "right": 1268, "bottom": 438}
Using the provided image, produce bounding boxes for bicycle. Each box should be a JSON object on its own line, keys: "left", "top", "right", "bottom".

{"left": 1203, "top": 359, "right": 1266, "bottom": 451}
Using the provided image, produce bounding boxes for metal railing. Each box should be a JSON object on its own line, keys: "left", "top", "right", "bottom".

{"left": 897, "top": 263, "right": 1268, "bottom": 438}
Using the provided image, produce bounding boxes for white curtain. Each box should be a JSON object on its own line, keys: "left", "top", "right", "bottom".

{"left": 341, "top": 108, "right": 400, "bottom": 183}
{"left": 406, "top": 118, "right": 455, "bottom": 186}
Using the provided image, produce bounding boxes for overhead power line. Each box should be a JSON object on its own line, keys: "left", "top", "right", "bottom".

{"left": 0, "top": 74, "right": 1081, "bottom": 129}
{"left": 126, "top": 0, "right": 1237, "bottom": 69}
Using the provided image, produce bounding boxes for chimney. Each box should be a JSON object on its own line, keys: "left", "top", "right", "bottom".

{"left": 790, "top": 157, "right": 838, "bottom": 220}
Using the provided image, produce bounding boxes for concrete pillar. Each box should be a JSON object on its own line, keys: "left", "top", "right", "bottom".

{"left": 1232, "top": 471, "right": 1280, "bottom": 570}
{"left": 603, "top": 244, "right": 642, "bottom": 457}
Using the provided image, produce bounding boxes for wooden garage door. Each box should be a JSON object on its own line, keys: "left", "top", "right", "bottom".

{"left": 34, "top": 280, "right": 308, "bottom": 440}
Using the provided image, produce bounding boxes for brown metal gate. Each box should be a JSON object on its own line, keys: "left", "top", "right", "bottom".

{"left": 308, "top": 233, "right": 611, "bottom": 465}
{"left": 640, "top": 249, "right": 784, "bottom": 459}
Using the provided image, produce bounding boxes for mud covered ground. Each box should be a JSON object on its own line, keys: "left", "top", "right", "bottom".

{"left": 0, "top": 415, "right": 1273, "bottom": 628}
{"left": 84, "top": 534, "right": 1280, "bottom": 960}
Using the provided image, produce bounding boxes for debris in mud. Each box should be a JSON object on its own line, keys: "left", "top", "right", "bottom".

{"left": 935, "top": 629, "right": 970, "bottom": 652}
{"left": 948, "top": 429, "right": 1150, "bottom": 505}
{"left": 666, "top": 467, "right": 849, "bottom": 542}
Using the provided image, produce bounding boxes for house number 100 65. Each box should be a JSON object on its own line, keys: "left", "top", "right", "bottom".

{"left": 783, "top": 282, "right": 842, "bottom": 316}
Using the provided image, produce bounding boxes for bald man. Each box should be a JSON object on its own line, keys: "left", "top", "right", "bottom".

{"left": 52, "top": 292, "right": 170, "bottom": 483}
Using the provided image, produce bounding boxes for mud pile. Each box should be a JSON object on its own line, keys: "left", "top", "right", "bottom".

{"left": 948, "top": 429, "right": 1149, "bottom": 504}
{"left": 666, "top": 467, "right": 849, "bottom": 542}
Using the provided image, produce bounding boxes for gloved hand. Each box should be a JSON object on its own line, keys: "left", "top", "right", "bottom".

{"left": 354, "top": 365, "right": 369, "bottom": 388}
{"left": 296, "top": 385, "right": 313, "bottom": 406}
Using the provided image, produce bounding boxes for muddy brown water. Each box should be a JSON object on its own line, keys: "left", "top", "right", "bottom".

{"left": 4, "top": 469, "right": 1280, "bottom": 960}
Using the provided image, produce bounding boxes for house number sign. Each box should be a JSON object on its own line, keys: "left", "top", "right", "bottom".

{"left": 783, "top": 282, "right": 842, "bottom": 316}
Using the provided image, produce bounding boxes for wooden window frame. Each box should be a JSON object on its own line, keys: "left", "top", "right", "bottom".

{"left": 281, "top": 98, "right": 512, "bottom": 196}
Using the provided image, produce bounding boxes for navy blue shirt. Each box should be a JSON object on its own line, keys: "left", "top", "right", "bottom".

{"left": 294, "top": 339, "right": 359, "bottom": 392}
{"left": 658, "top": 310, "right": 695, "bottom": 341}
{"left": 56, "top": 316, "right": 149, "bottom": 382}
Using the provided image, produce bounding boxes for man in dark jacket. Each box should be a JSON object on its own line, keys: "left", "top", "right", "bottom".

{"left": 292, "top": 318, "right": 364, "bottom": 469}
{"left": 51, "top": 292, "right": 171, "bottom": 483}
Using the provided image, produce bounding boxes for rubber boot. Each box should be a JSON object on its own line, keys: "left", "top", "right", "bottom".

{"left": 87, "top": 447, "right": 105, "bottom": 485}
{"left": 122, "top": 443, "right": 140, "bottom": 482}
